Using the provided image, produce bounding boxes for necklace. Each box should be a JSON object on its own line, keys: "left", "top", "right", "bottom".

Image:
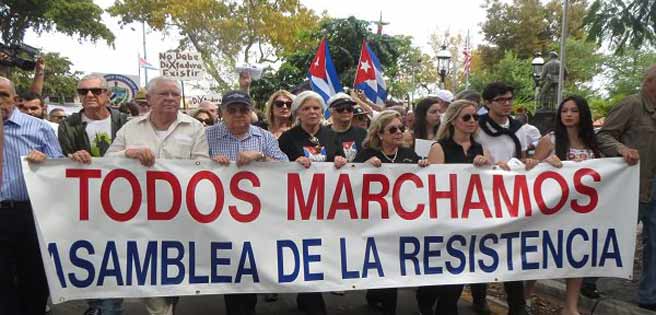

{"left": 381, "top": 148, "right": 398, "bottom": 163}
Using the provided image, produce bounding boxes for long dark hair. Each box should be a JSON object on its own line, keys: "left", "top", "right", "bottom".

{"left": 554, "top": 95, "right": 601, "bottom": 160}
{"left": 413, "top": 96, "right": 441, "bottom": 140}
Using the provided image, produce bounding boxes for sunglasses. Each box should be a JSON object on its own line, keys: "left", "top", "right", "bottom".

{"left": 386, "top": 125, "right": 406, "bottom": 134}
{"left": 334, "top": 106, "right": 354, "bottom": 113}
{"left": 77, "top": 88, "right": 105, "bottom": 96}
{"left": 274, "top": 100, "right": 292, "bottom": 108}
{"left": 461, "top": 113, "right": 479, "bottom": 122}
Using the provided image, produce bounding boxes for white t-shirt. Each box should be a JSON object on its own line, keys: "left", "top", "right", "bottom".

{"left": 82, "top": 114, "right": 112, "bottom": 157}
{"left": 520, "top": 124, "right": 542, "bottom": 148}
{"left": 475, "top": 119, "right": 528, "bottom": 164}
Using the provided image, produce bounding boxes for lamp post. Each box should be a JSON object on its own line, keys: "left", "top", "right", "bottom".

{"left": 436, "top": 44, "right": 451, "bottom": 89}
{"left": 530, "top": 52, "right": 555, "bottom": 135}
{"left": 531, "top": 52, "right": 545, "bottom": 111}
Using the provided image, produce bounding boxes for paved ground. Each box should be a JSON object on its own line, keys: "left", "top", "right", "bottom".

{"left": 50, "top": 288, "right": 509, "bottom": 315}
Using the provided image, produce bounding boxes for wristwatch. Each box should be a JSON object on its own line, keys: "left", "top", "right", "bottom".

{"left": 256, "top": 152, "right": 266, "bottom": 161}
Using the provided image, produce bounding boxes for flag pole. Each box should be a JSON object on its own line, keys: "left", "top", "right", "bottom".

{"left": 465, "top": 30, "right": 470, "bottom": 90}
{"left": 142, "top": 21, "right": 149, "bottom": 84}
{"left": 557, "top": 0, "right": 569, "bottom": 105}
{"left": 138, "top": 53, "right": 141, "bottom": 87}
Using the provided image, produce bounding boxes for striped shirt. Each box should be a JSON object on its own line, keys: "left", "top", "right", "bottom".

{"left": 206, "top": 123, "right": 288, "bottom": 161}
{"left": 2, "top": 108, "right": 63, "bottom": 201}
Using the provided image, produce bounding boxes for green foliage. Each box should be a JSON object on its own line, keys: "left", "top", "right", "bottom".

{"left": 584, "top": 0, "right": 656, "bottom": 54}
{"left": 469, "top": 51, "right": 536, "bottom": 107}
{"left": 546, "top": 38, "right": 605, "bottom": 96}
{"left": 0, "top": 0, "right": 114, "bottom": 45}
{"left": 9, "top": 52, "right": 80, "bottom": 103}
{"left": 603, "top": 48, "right": 656, "bottom": 96}
{"left": 250, "top": 16, "right": 435, "bottom": 105}
{"left": 108, "top": 0, "right": 320, "bottom": 90}
{"left": 480, "top": 0, "right": 588, "bottom": 67}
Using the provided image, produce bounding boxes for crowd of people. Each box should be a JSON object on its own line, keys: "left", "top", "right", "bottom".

{"left": 0, "top": 61, "right": 655, "bottom": 315}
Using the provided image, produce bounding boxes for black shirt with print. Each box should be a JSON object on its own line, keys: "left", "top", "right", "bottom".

{"left": 332, "top": 125, "right": 367, "bottom": 162}
{"left": 279, "top": 125, "right": 345, "bottom": 162}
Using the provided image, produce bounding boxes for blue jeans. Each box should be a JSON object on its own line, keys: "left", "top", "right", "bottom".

{"left": 88, "top": 299, "right": 124, "bottom": 315}
{"left": 639, "top": 180, "right": 656, "bottom": 305}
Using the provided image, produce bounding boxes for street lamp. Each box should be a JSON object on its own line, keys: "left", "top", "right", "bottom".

{"left": 531, "top": 52, "right": 545, "bottom": 87}
{"left": 531, "top": 52, "right": 545, "bottom": 111}
{"left": 436, "top": 44, "right": 451, "bottom": 88}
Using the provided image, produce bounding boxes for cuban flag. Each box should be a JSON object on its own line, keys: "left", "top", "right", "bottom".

{"left": 308, "top": 38, "right": 343, "bottom": 117}
{"left": 139, "top": 56, "right": 158, "bottom": 70}
{"left": 354, "top": 40, "right": 387, "bottom": 105}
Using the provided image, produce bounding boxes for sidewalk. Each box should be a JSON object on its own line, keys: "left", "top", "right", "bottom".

{"left": 533, "top": 226, "right": 656, "bottom": 315}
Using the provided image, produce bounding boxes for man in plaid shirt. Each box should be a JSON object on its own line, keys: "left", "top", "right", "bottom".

{"left": 206, "top": 90, "right": 288, "bottom": 166}
{"left": 205, "top": 90, "right": 287, "bottom": 315}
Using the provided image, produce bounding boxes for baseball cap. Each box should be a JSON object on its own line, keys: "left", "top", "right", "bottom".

{"left": 221, "top": 90, "right": 252, "bottom": 107}
{"left": 134, "top": 88, "right": 147, "bottom": 102}
{"left": 436, "top": 89, "right": 454, "bottom": 104}
{"left": 327, "top": 92, "right": 356, "bottom": 108}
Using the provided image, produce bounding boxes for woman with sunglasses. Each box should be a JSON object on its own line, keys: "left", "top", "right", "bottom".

{"left": 529, "top": 95, "right": 603, "bottom": 315}
{"left": 419, "top": 100, "right": 490, "bottom": 315}
{"left": 354, "top": 110, "right": 429, "bottom": 315}
{"left": 261, "top": 90, "right": 295, "bottom": 138}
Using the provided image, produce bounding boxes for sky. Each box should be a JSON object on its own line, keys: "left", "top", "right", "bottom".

{"left": 23, "top": 0, "right": 489, "bottom": 93}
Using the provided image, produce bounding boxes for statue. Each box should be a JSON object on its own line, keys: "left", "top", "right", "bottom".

{"left": 539, "top": 51, "right": 568, "bottom": 111}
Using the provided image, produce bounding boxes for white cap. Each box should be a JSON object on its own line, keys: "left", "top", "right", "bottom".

{"left": 436, "top": 89, "right": 454, "bottom": 103}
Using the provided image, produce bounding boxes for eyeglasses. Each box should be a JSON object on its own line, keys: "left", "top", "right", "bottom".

{"left": 273, "top": 100, "right": 292, "bottom": 108}
{"left": 492, "top": 96, "right": 514, "bottom": 103}
{"left": 386, "top": 125, "right": 406, "bottom": 134}
{"left": 77, "top": 88, "right": 105, "bottom": 96}
{"left": 334, "top": 106, "right": 354, "bottom": 113}
{"left": 225, "top": 106, "right": 250, "bottom": 115}
{"left": 461, "top": 113, "right": 479, "bottom": 122}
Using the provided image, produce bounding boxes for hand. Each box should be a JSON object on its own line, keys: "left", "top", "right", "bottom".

{"left": 69, "top": 150, "right": 92, "bottom": 164}
{"left": 35, "top": 56, "right": 45, "bottom": 74}
{"left": 26, "top": 150, "right": 47, "bottom": 163}
{"left": 295, "top": 156, "right": 311, "bottom": 168}
{"left": 334, "top": 156, "right": 347, "bottom": 169}
{"left": 239, "top": 71, "right": 252, "bottom": 91}
{"left": 544, "top": 155, "right": 563, "bottom": 168}
{"left": 619, "top": 147, "right": 640, "bottom": 165}
{"left": 125, "top": 148, "right": 156, "bottom": 167}
{"left": 524, "top": 158, "right": 539, "bottom": 170}
{"left": 212, "top": 155, "right": 230, "bottom": 166}
{"left": 495, "top": 161, "right": 510, "bottom": 171}
{"left": 367, "top": 157, "right": 382, "bottom": 167}
{"left": 237, "top": 151, "right": 263, "bottom": 167}
{"left": 418, "top": 159, "right": 430, "bottom": 167}
{"left": 473, "top": 155, "right": 490, "bottom": 167}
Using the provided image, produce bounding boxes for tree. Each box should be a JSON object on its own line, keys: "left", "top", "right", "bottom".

{"left": 603, "top": 48, "right": 656, "bottom": 97}
{"left": 479, "top": 0, "right": 589, "bottom": 67}
{"left": 108, "top": 0, "right": 320, "bottom": 90}
{"left": 585, "top": 0, "right": 656, "bottom": 54}
{"left": 0, "top": 0, "right": 114, "bottom": 45}
{"left": 249, "top": 17, "right": 435, "bottom": 106}
{"left": 10, "top": 52, "right": 80, "bottom": 103}
{"left": 469, "top": 51, "right": 536, "bottom": 110}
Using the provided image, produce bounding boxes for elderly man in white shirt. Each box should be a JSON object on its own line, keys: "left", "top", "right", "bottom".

{"left": 70, "top": 76, "right": 208, "bottom": 315}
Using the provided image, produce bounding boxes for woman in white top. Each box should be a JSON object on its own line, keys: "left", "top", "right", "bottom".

{"left": 532, "top": 95, "right": 602, "bottom": 315}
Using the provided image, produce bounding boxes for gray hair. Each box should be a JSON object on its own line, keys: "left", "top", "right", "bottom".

{"left": 78, "top": 73, "right": 108, "bottom": 89}
{"left": 291, "top": 90, "right": 325, "bottom": 118}
{"left": 146, "top": 76, "right": 181, "bottom": 94}
{"left": 0, "top": 76, "right": 16, "bottom": 95}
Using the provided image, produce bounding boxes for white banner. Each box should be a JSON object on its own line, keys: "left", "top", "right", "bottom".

{"left": 23, "top": 158, "right": 638, "bottom": 304}
{"left": 159, "top": 51, "right": 204, "bottom": 81}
